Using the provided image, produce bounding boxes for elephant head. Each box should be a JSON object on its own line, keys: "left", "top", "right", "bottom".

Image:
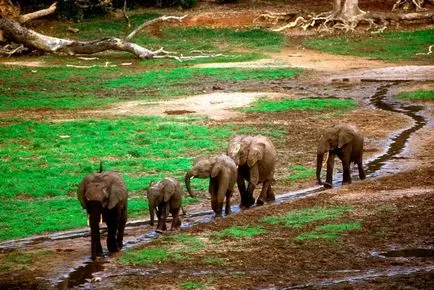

{"left": 316, "top": 124, "right": 358, "bottom": 184}
{"left": 227, "top": 135, "right": 253, "bottom": 166}
{"left": 146, "top": 177, "right": 182, "bottom": 232}
{"left": 146, "top": 180, "right": 170, "bottom": 227}
{"left": 185, "top": 155, "right": 230, "bottom": 197}
{"left": 77, "top": 171, "right": 128, "bottom": 259}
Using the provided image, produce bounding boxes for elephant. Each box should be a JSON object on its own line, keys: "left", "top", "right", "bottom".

{"left": 146, "top": 177, "right": 182, "bottom": 233}
{"left": 185, "top": 154, "right": 237, "bottom": 217}
{"left": 77, "top": 171, "right": 128, "bottom": 260}
{"left": 316, "top": 123, "right": 366, "bottom": 188}
{"left": 227, "top": 135, "right": 276, "bottom": 209}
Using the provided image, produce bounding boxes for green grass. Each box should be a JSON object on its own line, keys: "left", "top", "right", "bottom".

{"left": 120, "top": 247, "right": 170, "bottom": 265}
{"left": 179, "top": 281, "right": 207, "bottom": 290}
{"left": 397, "top": 90, "right": 434, "bottom": 101}
{"left": 261, "top": 206, "right": 352, "bottom": 228}
{"left": 121, "top": 233, "right": 204, "bottom": 265}
{"left": 0, "top": 66, "right": 299, "bottom": 111}
{"left": 305, "top": 29, "right": 434, "bottom": 62}
{"left": 295, "top": 222, "right": 361, "bottom": 241}
{"left": 0, "top": 117, "right": 231, "bottom": 198}
{"left": 245, "top": 98, "right": 357, "bottom": 112}
{"left": 105, "top": 67, "right": 300, "bottom": 89}
{"left": 285, "top": 165, "right": 315, "bottom": 181}
{"left": 215, "top": 225, "right": 267, "bottom": 239}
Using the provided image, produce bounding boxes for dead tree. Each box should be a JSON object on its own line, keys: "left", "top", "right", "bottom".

{"left": 0, "top": 3, "right": 218, "bottom": 61}
{"left": 257, "top": 0, "right": 434, "bottom": 33}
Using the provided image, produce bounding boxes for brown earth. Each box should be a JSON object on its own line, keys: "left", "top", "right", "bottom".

{"left": 1, "top": 1, "right": 434, "bottom": 289}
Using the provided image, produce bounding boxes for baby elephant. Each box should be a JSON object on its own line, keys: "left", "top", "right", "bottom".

{"left": 77, "top": 171, "right": 128, "bottom": 260}
{"left": 146, "top": 177, "right": 182, "bottom": 233}
{"left": 185, "top": 154, "right": 237, "bottom": 217}
{"left": 316, "top": 123, "right": 366, "bottom": 188}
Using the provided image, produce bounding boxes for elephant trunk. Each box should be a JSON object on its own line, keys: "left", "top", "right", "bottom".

{"left": 184, "top": 171, "right": 195, "bottom": 198}
{"left": 148, "top": 200, "right": 155, "bottom": 226}
{"left": 87, "top": 202, "right": 103, "bottom": 260}
{"left": 316, "top": 153, "right": 324, "bottom": 185}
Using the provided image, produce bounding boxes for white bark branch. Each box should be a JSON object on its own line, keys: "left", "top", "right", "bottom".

{"left": 125, "top": 15, "right": 187, "bottom": 41}
{"left": 18, "top": 2, "right": 57, "bottom": 24}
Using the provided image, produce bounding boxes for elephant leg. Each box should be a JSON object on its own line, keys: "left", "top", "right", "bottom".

{"left": 357, "top": 157, "right": 366, "bottom": 180}
{"left": 156, "top": 203, "right": 169, "bottom": 233}
{"left": 225, "top": 191, "right": 233, "bottom": 215}
{"left": 341, "top": 152, "right": 352, "bottom": 185}
{"left": 89, "top": 216, "right": 103, "bottom": 260}
{"left": 236, "top": 174, "right": 248, "bottom": 207}
{"left": 257, "top": 180, "right": 272, "bottom": 206}
{"left": 170, "top": 209, "right": 181, "bottom": 231}
{"left": 266, "top": 185, "right": 275, "bottom": 202}
{"left": 324, "top": 151, "right": 336, "bottom": 188}
{"left": 244, "top": 182, "right": 256, "bottom": 208}
{"left": 105, "top": 211, "right": 120, "bottom": 253}
{"left": 116, "top": 209, "right": 127, "bottom": 250}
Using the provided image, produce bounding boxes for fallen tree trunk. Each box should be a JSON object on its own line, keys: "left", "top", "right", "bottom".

{"left": 0, "top": 17, "right": 156, "bottom": 58}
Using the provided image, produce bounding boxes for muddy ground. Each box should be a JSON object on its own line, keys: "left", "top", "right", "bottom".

{"left": 1, "top": 1, "right": 434, "bottom": 289}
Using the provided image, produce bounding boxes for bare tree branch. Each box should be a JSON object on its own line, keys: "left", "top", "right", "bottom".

{"left": 125, "top": 15, "right": 187, "bottom": 41}
{"left": 18, "top": 2, "right": 57, "bottom": 24}
{"left": 122, "top": 0, "right": 131, "bottom": 29}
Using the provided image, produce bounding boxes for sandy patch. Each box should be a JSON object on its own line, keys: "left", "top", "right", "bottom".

{"left": 87, "top": 92, "right": 287, "bottom": 120}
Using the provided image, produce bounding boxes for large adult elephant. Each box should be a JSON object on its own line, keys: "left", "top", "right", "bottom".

{"left": 146, "top": 177, "right": 182, "bottom": 233}
{"left": 227, "top": 135, "right": 276, "bottom": 208}
{"left": 77, "top": 171, "right": 128, "bottom": 260}
{"left": 316, "top": 123, "right": 366, "bottom": 188}
{"left": 185, "top": 154, "right": 237, "bottom": 217}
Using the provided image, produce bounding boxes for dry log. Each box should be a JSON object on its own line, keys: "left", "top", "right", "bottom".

{"left": 0, "top": 17, "right": 155, "bottom": 58}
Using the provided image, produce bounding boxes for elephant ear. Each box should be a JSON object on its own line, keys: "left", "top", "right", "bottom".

{"left": 107, "top": 175, "right": 128, "bottom": 210}
{"left": 247, "top": 143, "right": 265, "bottom": 167}
{"left": 317, "top": 136, "right": 330, "bottom": 154}
{"left": 338, "top": 128, "right": 354, "bottom": 149}
{"left": 77, "top": 174, "right": 94, "bottom": 209}
{"left": 210, "top": 161, "right": 222, "bottom": 178}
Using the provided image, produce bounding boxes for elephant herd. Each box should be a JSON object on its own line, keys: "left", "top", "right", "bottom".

{"left": 77, "top": 123, "right": 366, "bottom": 259}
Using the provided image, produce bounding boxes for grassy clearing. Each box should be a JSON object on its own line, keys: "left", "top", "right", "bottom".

{"left": 305, "top": 29, "right": 434, "bottom": 62}
{"left": 0, "top": 115, "right": 284, "bottom": 240}
{"left": 397, "top": 90, "right": 434, "bottom": 101}
{"left": 245, "top": 98, "right": 356, "bottom": 112}
{"left": 261, "top": 206, "right": 352, "bottom": 228}
{"left": 295, "top": 222, "right": 361, "bottom": 241}
{"left": 0, "top": 67, "right": 299, "bottom": 111}
{"left": 105, "top": 67, "right": 300, "bottom": 89}
{"left": 285, "top": 165, "right": 315, "bottom": 181}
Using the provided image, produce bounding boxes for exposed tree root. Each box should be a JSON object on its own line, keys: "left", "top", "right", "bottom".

{"left": 259, "top": 9, "right": 434, "bottom": 33}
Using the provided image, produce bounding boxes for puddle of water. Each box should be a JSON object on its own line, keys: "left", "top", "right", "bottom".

{"left": 364, "top": 83, "right": 427, "bottom": 176}
{"left": 56, "top": 260, "right": 105, "bottom": 290}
